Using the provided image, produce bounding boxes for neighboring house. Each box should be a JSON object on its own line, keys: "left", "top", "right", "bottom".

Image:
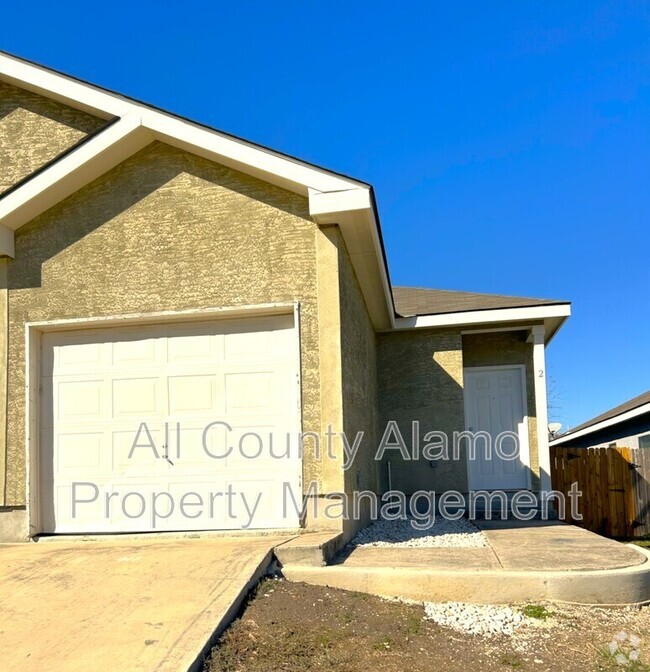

{"left": 550, "top": 391, "right": 650, "bottom": 450}
{"left": 0, "top": 51, "right": 571, "bottom": 542}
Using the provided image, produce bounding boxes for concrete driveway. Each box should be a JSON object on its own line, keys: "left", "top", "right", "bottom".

{"left": 0, "top": 534, "right": 292, "bottom": 671}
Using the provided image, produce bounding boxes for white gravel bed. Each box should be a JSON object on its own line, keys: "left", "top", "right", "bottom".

{"left": 424, "top": 601, "right": 528, "bottom": 636}
{"left": 351, "top": 516, "right": 487, "bottom": 548}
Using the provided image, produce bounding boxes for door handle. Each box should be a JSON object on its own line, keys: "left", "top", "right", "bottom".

{"left": 162, "top": 444, "right": 174, "bottom": 466}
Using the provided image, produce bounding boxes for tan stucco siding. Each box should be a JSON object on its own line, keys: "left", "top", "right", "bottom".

{"left": 336, "top": 228, "right": 379, "bottom": 495}
{"left": 0, "top": 261, "right": 7, "bottom": 505}
{"left": 4, "top": 141, "right": 322, "bottom": 505}
{"left": 462, "top": 331, "right": 540, "bottom": 489}
{"left": 307, "top": 226, "right": 379, "bottom": 537}
{"left": 377, "top": 329, "right": 466, "bottom": 495}
{"left": 0, "top": 82, "right": 105, "bottom": 194}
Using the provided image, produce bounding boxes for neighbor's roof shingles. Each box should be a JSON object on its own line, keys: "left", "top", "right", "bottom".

{"left": 392, "top": 286, "right": 569, "bottom": 318}
{"left": 558, "top": 390, "right": 650, "bottom": 439}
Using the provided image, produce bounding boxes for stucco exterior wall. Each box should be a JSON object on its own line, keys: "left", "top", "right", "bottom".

{"left": 305, "top": 226, "right": 380, "bottom": 537}
{"left": 0, "top": 261, "right": 7, "bottom": 507}
{"left": 4, "top": 141, "right": 324, "bottom": 505}
{"left": 462, "top": 331, "right": 540, "bottom": 489}
{"left": 377, "top": 329, "right": 466, "bottom": 495}
{"left": 337, "top": 228, "right": 379, "bottom": 497}
{"left": 0, "top": 82, "right": 105, "bottom": 194}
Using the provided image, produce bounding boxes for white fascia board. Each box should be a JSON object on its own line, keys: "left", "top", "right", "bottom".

{"left": 393, "top": 303, "right": 571, "bottom": 331}
{"left": 366, "top": 207, "right": 396, "bottom": 328}
{"left": 0, "top": 224, "right": 15, "bottom": 257}
{"left": 0, "top": 52, "right": 129, "bottom": 118}
{"left": 309, "top": 187, "right": 395, "bottom": 330}
{"left": 308, "top": 187, "right": 372, "bottom": 217}
{"left": 0, "top": 114, "right": 149, "bottom": 234}
{"left": 550, "top": 402, "right": 650, "bottom": 446}
{"left": 143, "top": 112, "right": 362, "bottom": 196}
{"left": 0, "top": 53, "right": 366, "bottom": 196}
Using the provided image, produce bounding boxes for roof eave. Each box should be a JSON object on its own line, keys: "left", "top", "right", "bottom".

{"left": 389, "top": 303, "right": 572, "bottom": 343}
{"left": 309, "top": 188, "right": 396, "bottom": 330}
{"left": 550, "top": 401, "right": 650, "bottom": 446}
{"left": 0, "top": 51, "right": 397, "bottom": 329}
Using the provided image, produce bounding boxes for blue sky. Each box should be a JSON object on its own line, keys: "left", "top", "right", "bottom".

{"left": 2, "top": 2, "right": 649, "bottom": 429}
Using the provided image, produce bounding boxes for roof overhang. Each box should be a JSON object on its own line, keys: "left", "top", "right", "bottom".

{"left": 550, "top": 401, "right": 650, "bottom": 446}
{"left": 0, "top": 51, "right": 396, "bottom": 329}
{"left": 392, "top": 303, "right": 571, "bottom": 344}
{"left": 309, "top": 188, "right": 395, "bottom": 329}
{"left": 0, "top": 51, "right": 572, "bottom": 338}
{"left": 0, "top": 51, "right": 370, "bottom": 198}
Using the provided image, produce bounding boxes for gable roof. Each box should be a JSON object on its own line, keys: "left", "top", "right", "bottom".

{"left": 0, "top": 50, "right": 395, "bottom": 327}
{"left": 392, "top": 286, "right": 568, "bottom": 318}
{"left": 0, "top": 50, "right": 571, "bottom": 339}
{"left": 0, "top": 50, "right": 370, "bottom": 193}
{"left": 551, "top": 390, "right": 650, "bottom": 445}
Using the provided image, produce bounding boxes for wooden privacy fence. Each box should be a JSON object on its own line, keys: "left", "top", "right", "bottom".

{"left": 550, "top": 445, "right": 650, "bottom": 538}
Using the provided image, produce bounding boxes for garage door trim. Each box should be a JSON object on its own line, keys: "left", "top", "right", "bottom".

{"left": 25, "top": 302, "right": 302, "bottom": 537}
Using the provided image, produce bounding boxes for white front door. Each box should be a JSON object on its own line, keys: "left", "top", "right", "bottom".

{"left": 464, "top": 366, "right": 530, "bottom": 490}
{"left": 40, "top": 314, "right": 301, "bottom": 533}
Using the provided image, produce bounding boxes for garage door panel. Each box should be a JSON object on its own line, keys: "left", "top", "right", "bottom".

{"left": 112, "top": 427, "right": 168, "bottom": 472}
{"left": 112, "top": 377, "right": 161, "bottom": 419}
{"left": 227, "top": 478, "right": 299, "bottom": 529}
{"left": 166, "top": 332, "right": 218, "bottom": 364}
{"left": 44, "top": 337, "right": 109, "bottom": 377}
{"left": 224, "top": 371, "right": 276, "bottom": 415}
{"left": 223, "top": 329, "right": 272, "bottom": 360}
{"left": 111, "top": 337, "right": 160, "bottom": 367}
{"left": 166, "top": 481, "right": 229, "bottom": 530}
{"left": 106, "top": 482, "right": 160, "bottom": 529}
{"left": 58, "top": 341, "right": 105, "bottom": 368}
{"left": 156, "top": 423, "right": 299, "bottom": 472}
{"left": 168, "top": 423, "right": 227, "bottom": 466}
{"left": 56, "top": 379, "right": 104, "bottom": 422}
{"left": 167, "top": 374, "right": 218, "bottom": 416}
{"left": 223, "top": 425, "right": 296, "bottom": 467}
{"left": 40, "top": 314, "right": 301, "bottom": 534}
{"left": 49, "top": 340, "right": 103, "bottom": 369}
{"left": 44, "top": 482, "right": 107, "bottom": 533}
{"left": 56, "top": 432, "right": 104, "bottom": 472}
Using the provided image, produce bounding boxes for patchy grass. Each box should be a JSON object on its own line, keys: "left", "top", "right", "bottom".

{"left": 631, "top": 540, "right": 650, "bottom": 549}
{"left": 596, "top": 630, "right": 650, "bottom": 671}
{"left": 204, "top": 580, "right": 650, "bottom": 672}
{"left": 521, "top": 604, "right": 554, "bottom": 620}
{"left": 373, "top": 636, "right": 395, "bottom": 651}
{"left": 598, "top": 648, "right": 650, "bottom": 671}
{"left": 405, "top": 612, "right": 422, "bottom": 636}
{"left": 500, "top": 653, "right": 523, "bottom": 668}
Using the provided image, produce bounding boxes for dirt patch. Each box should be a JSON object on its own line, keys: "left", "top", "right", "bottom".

{"left": 204, "top": 580, "right": 650, "bottom": 672}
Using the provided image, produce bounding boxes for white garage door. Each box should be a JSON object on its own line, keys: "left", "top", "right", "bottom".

{"left": 40, "top": 314, "right": 302, "bottom": 534}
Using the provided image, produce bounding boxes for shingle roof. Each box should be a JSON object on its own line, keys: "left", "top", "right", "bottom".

{"left": 558, "top": 390, "right": 650, "bottom": 439}
{"left": 392, "top": 286, "right": 569, "bottom": 318}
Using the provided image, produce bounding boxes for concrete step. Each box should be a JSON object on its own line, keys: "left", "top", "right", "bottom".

{"left": 274, "top": 530, "right": 346, "bottom": 567}
{"left": 281, "top": 544, "right": 650, "bottom": 606}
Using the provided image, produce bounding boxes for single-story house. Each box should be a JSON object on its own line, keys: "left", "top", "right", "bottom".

{"left": 0, "top": 51, "right": 571, "bottom": 542}
{"left": 550, "top": 390, "right": 650, "bottom": 450}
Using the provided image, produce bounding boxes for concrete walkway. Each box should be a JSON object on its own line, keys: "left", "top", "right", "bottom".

{"left": 281, "top": 521, "right": 650, "bottom": 606}
{"left": 0, "top": 535, "right": 292, "bottom": 672}
{"left": 478, "top": 519, "right": 645, "bottom": 571}
{"left": 336, "top": 520, "right": 645, "bottom": 572}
